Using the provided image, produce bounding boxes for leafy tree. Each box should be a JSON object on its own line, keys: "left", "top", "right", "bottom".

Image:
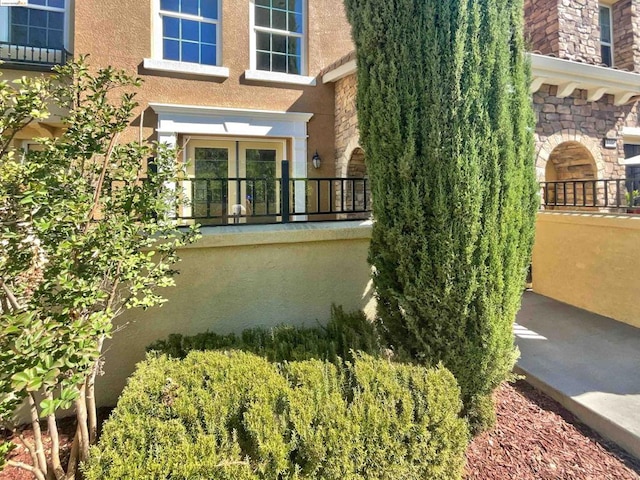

{"left": 0, "top": 59, "right": 199, "bottom": 479}
{"left": 344, "top": 0, "right": 538, "bottom": 432}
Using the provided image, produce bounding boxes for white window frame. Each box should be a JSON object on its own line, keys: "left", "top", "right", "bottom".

{"left": 246, "top": 0, "right": 315, "bottom": 86}
{"left": 144, "top": 0, "right": 229, "bottom": 78}
{"left": 599, "top": 4, "right": 614, "bottom": 67}
{"left": 0, "top": 0, "right": 70, "bottom": 51}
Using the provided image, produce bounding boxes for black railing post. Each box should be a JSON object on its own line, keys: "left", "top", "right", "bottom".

{"left": 281, "top": 160, "right": 290, "bottom": 223}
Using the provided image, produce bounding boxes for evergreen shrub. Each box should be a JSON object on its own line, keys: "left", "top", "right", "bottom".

{"left": 344, "top": 0, "right": 538, "bottom": 432}
{"left": 147, "top": 305, "right": 386, "bottom": 363}
{"left": 84, "top": 351, "right": 469, "bottom": 480}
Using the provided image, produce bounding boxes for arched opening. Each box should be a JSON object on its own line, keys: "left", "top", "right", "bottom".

{"left": 346, "top": 148, "right": 369, "bottom": 216}
{"left": 544, "top": 141, "right": 598, "bottom": 208}
{"left": 339, "top": 147, "right": 371, "bottom": 218}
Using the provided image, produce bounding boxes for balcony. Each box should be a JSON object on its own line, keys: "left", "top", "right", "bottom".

{"left": 161, "top": 161, "right": 372, "bottom": 226}
{"left": 0, "top": 41, "right": 70, "bottom": 70}
{"left": 540, "top": 177, "right": 640, "bottom": 213}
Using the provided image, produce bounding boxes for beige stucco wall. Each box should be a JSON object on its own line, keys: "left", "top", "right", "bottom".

{"left": 73, "top": 0, "right": 355, "bottom": 176}
{"left": 96, "top": 221, "right": 374, "bottom": 406}
{"left": 532, "top": 212, "right": 640, "bottom": 328}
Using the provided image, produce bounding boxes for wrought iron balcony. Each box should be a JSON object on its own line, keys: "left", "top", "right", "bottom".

{"left": 0, "top": 41, "right": 70, "bottom": 70}
{"left": 166, "top": 161, "right": 372, "bottom": 226}
{"left": 540, "top": 177, "right": 640, "bottom": 212}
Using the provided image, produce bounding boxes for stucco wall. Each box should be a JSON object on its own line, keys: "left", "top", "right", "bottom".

{"left": 532, "top": 212, "right": 640, "bottom": 328}
{"left": 73, "top": 0, "right": 355, "bottom": 176}
{"left": 96, "top": 221, "right": 374, "bottom": 406}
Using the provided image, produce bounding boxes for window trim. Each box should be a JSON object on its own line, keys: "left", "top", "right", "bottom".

{"left": 147, "top": 0, "right": 228, "bottom": 77}
{"left": 0, "top": 0, "right": 70, "bottom": 51}
{"left": 599, "top": 4, "right": 614, "bottom": 67}
{"left": 249, "top": 0, "right": 310, "bottom": 79}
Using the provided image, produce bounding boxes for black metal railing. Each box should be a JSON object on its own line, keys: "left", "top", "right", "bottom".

{"left": 176, "top": 161, "right": 372, "bottom": 226}
{"left": 540, "top": 177, "right": 640, "bottom": 211}
{"left": 0, "top": 41, "right": 70, "bottom": 69}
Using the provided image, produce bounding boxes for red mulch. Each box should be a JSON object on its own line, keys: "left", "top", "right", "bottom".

{"left": 465, "top": 381, "right": 640, "bottom": 479}
{"left": 2, "top": 382, "right": 639, "bottom": 479}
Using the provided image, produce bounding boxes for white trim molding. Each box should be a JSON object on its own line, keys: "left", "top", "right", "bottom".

{"left": 322, "top": 58, "right": 357, "bottom": 84}
{"left": 622, "top": 126, "right": 640, "bottom": 143}
{"left": 150, "top": 103, "right": 313, "bottom": 213}
{"left": 150, "top": 103, "right": 314, "bottom": 127}
{"left": 322, "top": 52, "right": 640, "bottom": 105}
{"left": 143, "top": 58, "right": 229, "bottom": 78}
{"left": 150, "top": 104, "right": 313, "bottom": 148}
{"left": 244, "top": 69, "right": 316, "bottom": 86}
{"left": 530, "top": 54, "right": 640, "bottom": 105}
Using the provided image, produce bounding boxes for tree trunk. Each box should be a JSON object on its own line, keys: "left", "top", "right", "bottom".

{"left": 27, "top": 393, "right": 48, "bottom": 476}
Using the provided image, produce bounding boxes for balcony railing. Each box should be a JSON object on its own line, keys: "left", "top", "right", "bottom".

{"left": 175, "top": 161, "right": 372, "bottom": 226}
{"left": 0, "top": 41, "right": 70, "bottom": 69}
{"left": 540, "top": 177, "right": 640, "bottom": 211}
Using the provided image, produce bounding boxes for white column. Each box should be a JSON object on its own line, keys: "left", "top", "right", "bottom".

{"left": 291, "top": 136, "right": 308, "bottom": 221}
{"left": 156, "top": 130, "right": 180, "bottom": 220}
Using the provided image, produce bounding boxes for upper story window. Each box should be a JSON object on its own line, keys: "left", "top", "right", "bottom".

{"left": 599, "top": 4, "right": 613, "bottom": 67}
{"left": 9, "top": 0, "right": 65, "bottom": 49}
{"left": 145, "top": 0, "right": 228, "bottom": 78}
{"left": 159, "top": 0, "right": 219, "bottom": 65}
{"left": 253, "top": 0, "right": 305, "bottom": 75}
{"left": 0, "top": 0, "right": 69, "bottom": 67}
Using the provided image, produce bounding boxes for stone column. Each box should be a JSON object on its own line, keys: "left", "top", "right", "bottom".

{"left": 613, "top": 0, "right": 640, "bottom": 72}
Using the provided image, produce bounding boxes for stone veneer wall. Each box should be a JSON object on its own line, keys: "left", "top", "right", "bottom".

{"left": 557, "top": 0, "right": 601, "bottom": 63}
{"left": 333, "top": 75, "right": 640, "bottom": 205}
{"left": 524, "top": 0, "right": 601, "bottom": 64}
{"left": 334, "top": 74, "right": 360, "bottom": 175}
{"left": 613, "top": 0, "right": 640, "bottom": 72}
{"left": 533, "top": 84, "right": 636, "bottom": 180}
{"left": 525, "top": 0, "right": 560, "bottom": 56}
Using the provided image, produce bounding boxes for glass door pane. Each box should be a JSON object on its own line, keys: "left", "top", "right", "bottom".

{"left": 186, "top": 140, "right": 235, "bottom": 225}
{"left": 245, "top": 148, "right": 277, "bottom": 216}
{"left": 194, "top": 147, "right": 228, "bottom": 221}
{"left": 239, "top": 141, "right": 284, "bottom": 223}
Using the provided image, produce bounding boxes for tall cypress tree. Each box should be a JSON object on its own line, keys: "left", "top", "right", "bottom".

{"left": 344, "top": 0, "right": 538, "bottom": 432}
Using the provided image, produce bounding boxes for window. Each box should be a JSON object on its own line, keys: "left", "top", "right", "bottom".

{"left": 145, "top": 0, "right": 227, "bottom": 77}
{"left": 1, "top": 0, "right": 65, "bottom": 49}
{"left": 599, "top": 5, "right": 613, "bottom": 67}
{"left": 253, "top": 0, "right": 304, "bottom": 75}
{"left": 159, "top": 0, "right": 219, "bottom": 66}
{"left": 0, "top": 0, "right": 68, "bottom": 66}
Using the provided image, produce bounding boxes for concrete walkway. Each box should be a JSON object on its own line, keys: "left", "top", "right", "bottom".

{"left": 515, "top": 292, "right": 640, "bottom": 459}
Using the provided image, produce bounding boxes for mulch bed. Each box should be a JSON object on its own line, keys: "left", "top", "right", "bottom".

{"left": 465, "top": 381, "right": 640, "bottom": 479}
{"left": 2, "top": 381, "right": 639, "bottom": 479}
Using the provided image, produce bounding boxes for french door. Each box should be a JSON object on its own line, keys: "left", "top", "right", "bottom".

{"left": 185, "top": 139, "right": 285, "bottom": 224}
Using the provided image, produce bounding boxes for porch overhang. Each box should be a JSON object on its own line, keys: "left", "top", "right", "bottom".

{"left": 322, "top": 52, "right": 640, "bottom": 106}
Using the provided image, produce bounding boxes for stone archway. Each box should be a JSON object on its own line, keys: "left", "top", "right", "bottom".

{"left": 536, "top": 131, "right": 605, "bottom": 209}
{"left": 543, "top": 141, "right": 599, "bottom": 208}
{"left": 536, "top": 130, "right": 605, "bottom": 181}
{"left": 337, "top": 144, "right": 371, "bottom": 218}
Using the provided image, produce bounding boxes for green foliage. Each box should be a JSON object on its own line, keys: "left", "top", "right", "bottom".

{"left": 147, "top": 305, "right": 386, "bottom": 363}
{"left": 0, "top": 58, "right": 199, "bottom": 473}
{"left": 84, "top": 350, "right": 469, "bottom": 480}
{"left": 344, "top": 0, "right": 538, "bottom": 433}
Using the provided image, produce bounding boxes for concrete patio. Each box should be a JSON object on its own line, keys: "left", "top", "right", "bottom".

{"left": 515, "top": 292, "right": 640, "bottom": 459}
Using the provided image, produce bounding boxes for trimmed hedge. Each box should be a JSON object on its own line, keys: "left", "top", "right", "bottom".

{"left": 85, "top": 351, "right": 469, "bottom": 480}
{"left": 146, "top": 305, "right": 388, "bottom": 363}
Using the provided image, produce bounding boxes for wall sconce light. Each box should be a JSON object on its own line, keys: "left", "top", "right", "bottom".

{"left": 312, "top": 150, "right": 321, "bottom": 169}
{"left": 603, "top": 137, "right": 617, "bottom": 149}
